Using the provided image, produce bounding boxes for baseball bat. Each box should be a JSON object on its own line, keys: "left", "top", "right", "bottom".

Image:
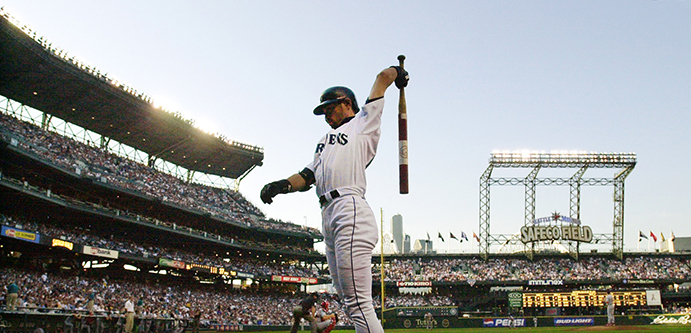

{"left": 397, "top": 55, "right": 409, "bottom": 194}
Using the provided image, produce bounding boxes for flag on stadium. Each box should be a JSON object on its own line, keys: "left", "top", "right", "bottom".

{"left": 438, "top": 231, "right": 445, "bottom": 242}
{"left": 650, "top": 231, "right": 657, "bottom": 242}
{"left": 450, "top": 232, "right": 458, "bottom": 241}
{"left": 638, "top": 230, "right": 647, "bottom": 240}
{"left": 671, "top": 231, "right": 676, "bottom": 241}
{"left": 426, "top": 231, "right": 431, "bottom": 242}
{"left": 473, "top": 231, "right": 480, "bottom": 242}
{"left": 660, "top": 232, "right": 665, "bottom": 242}
{"left": 462, "top": 231, "right": 469, "bottom": 242}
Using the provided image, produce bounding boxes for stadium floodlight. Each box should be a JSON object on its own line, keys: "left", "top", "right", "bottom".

{"left": 489, "top": 151, "right": 636, "bottom": 167}
{"left": 480, "top": 150, "right": 636, "bottom": 260}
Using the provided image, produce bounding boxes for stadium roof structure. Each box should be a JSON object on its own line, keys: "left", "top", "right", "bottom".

{"left": 0, "top": 13, "right": 263, "bottom": 180}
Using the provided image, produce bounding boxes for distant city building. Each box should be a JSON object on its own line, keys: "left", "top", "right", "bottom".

{"left": 673, "top": 237, "right": 690, "bottom": 253}
{"left": 391, "top": 214, "right": 404, "bottom": 254}
{"left": 413, "top": 239, "right": 435, "bottom": 254}
{"left": 404, "top": 234, "right": 411, "bottom": 254}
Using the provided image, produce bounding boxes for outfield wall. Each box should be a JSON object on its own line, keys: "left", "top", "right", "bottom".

{"left": 381, "top": 314, "right": 690, "bottom": 329}
{"left": 0, "top": 312, "right": 688, "bottom": 332}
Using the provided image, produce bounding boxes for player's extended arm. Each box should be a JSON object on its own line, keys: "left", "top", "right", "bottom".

{"left": 368, "top": 66, "right": 408, "bottom": 101}
{"left": 260, "top": 169, "right": 314, "bottom": 204}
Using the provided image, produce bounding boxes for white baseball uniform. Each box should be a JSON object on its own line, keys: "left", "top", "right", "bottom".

{"left": 605, "top": 293, "right": 615, "bottom": 325}
{"left": 305, "top": 97, "right": 384, "bottom": 333}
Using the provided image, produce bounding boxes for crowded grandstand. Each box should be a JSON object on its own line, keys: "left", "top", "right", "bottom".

{"left": 1, "top": 6, "right": 691, "bottom": 332}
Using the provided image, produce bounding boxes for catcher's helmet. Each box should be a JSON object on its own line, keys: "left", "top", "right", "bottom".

{"left": 313, "top": 86, "right": 359, "bottom": 115}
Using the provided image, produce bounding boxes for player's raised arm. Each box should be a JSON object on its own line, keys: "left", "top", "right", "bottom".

{"left": 368, "top": 66, "right": 408, "bottom": 101}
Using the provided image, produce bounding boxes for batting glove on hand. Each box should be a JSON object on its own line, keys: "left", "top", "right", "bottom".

{"left": 390, "top": 66, "right": 409, "bottom": 89}
{"left": 260, "top": 179, "right": 291, "bottom": 204}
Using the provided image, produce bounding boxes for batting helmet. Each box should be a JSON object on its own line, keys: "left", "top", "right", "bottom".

{"left": 313, "top": 86, "right": 359, "bottom": 115}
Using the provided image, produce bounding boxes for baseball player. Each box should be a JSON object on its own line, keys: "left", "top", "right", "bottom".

{"left": 604, "top": 291, "right": 615, "bottom": 326}
{"left": 316, "top": 301, "right": 338, "bottom": 333}
{"left": 424, "top": 312, "right": 434, "bottom": 330}
{"left": 316, "top": 301, "right": 334, "bottom": 321}
{"left": 261, "top": 63, "right": 409, "bottom": 333}
{"left": 290, "top": 293, "right": 337, "bottom": 333}
{"left": 290, "top": 293, "right": 320, "bottom": 333}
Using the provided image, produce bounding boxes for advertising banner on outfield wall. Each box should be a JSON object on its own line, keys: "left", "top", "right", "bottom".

{"left": 398, "top": 316, "right": 459, "bottom": 329}
{"left": 650, "top": 315, "right": 690, "bottom": 325}
{"left": 482, "top": 318, "right": 526, "bottom": 327}
{"left": 554, "top": 317, "right": 594, "bottom": 326}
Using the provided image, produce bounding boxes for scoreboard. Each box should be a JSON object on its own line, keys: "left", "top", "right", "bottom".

{"left": 522, "top": 290, "right": 646, "bottom": 308}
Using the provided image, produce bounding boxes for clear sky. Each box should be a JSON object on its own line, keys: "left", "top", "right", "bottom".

{"left": 3, "top": 1, "right": 690, "bottom": 254}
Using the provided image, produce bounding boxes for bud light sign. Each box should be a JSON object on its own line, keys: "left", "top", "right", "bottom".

{"left": 554, "top": 317, "right": 594, "bottom": 326}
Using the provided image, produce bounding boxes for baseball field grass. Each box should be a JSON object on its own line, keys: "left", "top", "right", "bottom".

{"left": 248, "top": 327, "right": 691, "bottom": 333}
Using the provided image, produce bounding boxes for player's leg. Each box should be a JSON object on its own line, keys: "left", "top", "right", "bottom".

{"left": 317, "top": 318, "right": 337, "bottom": 333}
{"left": 331, "top": 197, "right": 383, "bottom": 333}
{"left": 316, "top": 317, "right": 337, "bottom": 333}
{"left": 305, "top": 314, "right": 319, "bottom": 333}
{"left": 323, "top": 210, "right": 343, "bottom": 300}
{"left": 290, "top": 306, "right": 304, "bottom": 333}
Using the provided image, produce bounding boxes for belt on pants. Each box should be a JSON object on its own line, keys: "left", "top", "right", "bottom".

{"left": 319, "top": 190, "right": 340, "bottom": 207}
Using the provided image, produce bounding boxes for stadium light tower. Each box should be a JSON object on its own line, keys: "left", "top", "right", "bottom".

{"left": 479, "top": 151, "right": 636, "bottom": 260}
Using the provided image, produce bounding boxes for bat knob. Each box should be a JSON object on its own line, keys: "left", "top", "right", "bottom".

{"left": 397, "top": 54, "right": 406, "bottom": 62}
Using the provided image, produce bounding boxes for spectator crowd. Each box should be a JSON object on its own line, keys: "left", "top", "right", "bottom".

{"left": 1, "top": 214, "right": 317, "bottom": 279}
{"left": 0, "top": 112, "right": 320, "bottom": 238}
{"left": 0, "top": 266, "right": 349, "bottom": 326}
{"left": 374, "top": 256, "right": 691, "bottom": 283}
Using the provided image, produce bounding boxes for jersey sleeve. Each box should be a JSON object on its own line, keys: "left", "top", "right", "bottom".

{"left": 356, "top": 97, "right": 385, "bottom": 136}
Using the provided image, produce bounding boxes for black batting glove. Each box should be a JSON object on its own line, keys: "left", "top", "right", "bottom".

{"left": 260, "top": 179, "right": 291, "bottom": 204}
{"left": 389, "top": 65, "right": 409, "bottom": 89}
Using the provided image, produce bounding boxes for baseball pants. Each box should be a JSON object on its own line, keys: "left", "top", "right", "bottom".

{"left": 607, "top": 306, "right": 615, "bottom": 325}
{"left": 322, "top": 195, "right": 383, "bottom": 333}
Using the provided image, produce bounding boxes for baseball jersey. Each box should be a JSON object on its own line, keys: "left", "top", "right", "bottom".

{"left": 315, "top": 307, "right": 329, "bottom": 319}
{"left": 306, "top": 97, "right": 384, "bottom": 199}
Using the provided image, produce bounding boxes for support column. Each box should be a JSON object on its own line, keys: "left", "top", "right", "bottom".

{"left": 524, "top": 166, "right": 540, "bottom": 260}
{"left": 479, "top": 165, "right": 493, "bottom": 260}
{"left": 568, "top": 166, "right": 588, "bottom": 260}
{"left": 613, "top": 165, "right": 634, "bottom": 259}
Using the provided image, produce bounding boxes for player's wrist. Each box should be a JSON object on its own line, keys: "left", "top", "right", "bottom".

{"left": 277, "top": 179, "right": 292, "bottom": 193}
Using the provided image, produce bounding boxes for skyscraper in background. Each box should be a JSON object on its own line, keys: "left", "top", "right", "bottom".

{"left": 392, "top": 214, "right": 404, "bottom": 254}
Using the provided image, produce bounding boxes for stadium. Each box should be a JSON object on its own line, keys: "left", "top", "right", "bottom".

{"left": 1, "top": 6, "right": 691, "bottom": 333}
